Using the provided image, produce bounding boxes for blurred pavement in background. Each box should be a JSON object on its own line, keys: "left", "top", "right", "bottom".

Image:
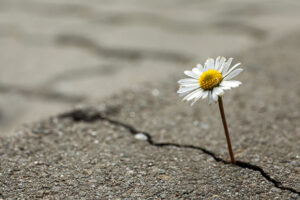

{"left": 1, "top": 0, "right": 300, "bottom": 135}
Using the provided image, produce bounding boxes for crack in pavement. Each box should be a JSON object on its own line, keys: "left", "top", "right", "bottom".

{"left": 59, "top": 109, "right": 300, "bottom": 196}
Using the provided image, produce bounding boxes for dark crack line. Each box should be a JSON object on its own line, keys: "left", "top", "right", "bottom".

{"left": 59, "top": 109, "right": 300, "bottom": 195}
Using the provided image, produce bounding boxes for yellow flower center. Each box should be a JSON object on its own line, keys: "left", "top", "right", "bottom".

{"left": 199, "top": 69, "right": 223, "bottom": 90}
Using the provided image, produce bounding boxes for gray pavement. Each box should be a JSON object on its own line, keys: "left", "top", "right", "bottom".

{"left": 0, "top": 0, "right": 300, "bottom": 199}
{"left": 1, "top": 31, "right": 300, "bottom": 199}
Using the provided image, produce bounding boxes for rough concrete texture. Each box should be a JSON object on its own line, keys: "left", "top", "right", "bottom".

{"left": 1, "top": 0, "right": 300, "bottom": 134}
{"left": 1, "top": 31, "right": 300, "bottom": 199}
{"left": 1, "top": 0, "right": 300, "bottom": 199}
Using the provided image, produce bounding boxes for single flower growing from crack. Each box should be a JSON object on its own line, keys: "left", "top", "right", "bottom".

{"left": 177, "top": 57, "right": 243, "bottom": 164}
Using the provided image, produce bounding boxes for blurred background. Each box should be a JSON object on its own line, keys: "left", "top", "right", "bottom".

{"left": 1, "top": 0, "right": 300, "bottom": 135}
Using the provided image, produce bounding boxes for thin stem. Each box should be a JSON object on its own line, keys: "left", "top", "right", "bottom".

{"left": 218, "top": 96, "right": 236, "bottom": 164}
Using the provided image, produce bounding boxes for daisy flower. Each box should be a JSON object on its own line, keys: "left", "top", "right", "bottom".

{"left": 177, "top": 57, "right": 243, "bottom": 105}
{"left": 177, "top": 57, "right": 244, "bottom": 164}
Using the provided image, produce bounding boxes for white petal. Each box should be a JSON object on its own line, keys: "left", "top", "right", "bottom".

{"left": 184, "top": 70, "right": 199, "bottom": 79}
{"left": 190, "top": 90, "right": 204, "bottom": 105}
{"left": 218, "top": 58, "right": 227, "bottom": 72}
{"left": 220, "top": 86, "right": 231, "bottom": 90}
{"left": 223, "top": 63, "right": 241, "bottom": 77}
{"left": 187, "top": 89, "right": 203, "bottom": 101}
{"left": 215, "top": 56, "right": 221, "bottom": 70}
{"left": 204, "top": 58, "right": 215, "bottom": 70}
{"left": 202, "top": 91, "right": 209, "bottom": 99}
{"left": 223, "top": 68, "right": 243, "bottom": 81}
{"left": 208, "top": 91, "right": 212, "bottom": 104}
{"left": 213, "top": 87, "right": 224, "bottom": 95}
{"left": 221, "top": 58, "right": 233, "bottom": 74}
{"left": 178, "top": 78, "right": 198, "bottom": 84}
{"left": 177, "top": 85, "right": 199, "bottom": 93}
{"left": 183, "top": 89, "right": 202, "bottom": 101}
{"left": 179, "top": 89, "right": 197, "bottom": 97}
{"left": 197, "top": 64, "right": 204, "bottom": 72}
{"left": 212, "top": 89, "right": 218, "bottom": 102}
{"left": 179, "top": 84, "right": 199, "bottom": 89}
{"left": 192, "top": 67, "right": 202, "bottom": 76}
{"left": 217, "top": 57, "right": 226, "bottom": 71}
{"left": 220, "top": 80, "right": 242, "bottom": 88}
{"left": 179, "top": 80, "right": 199, "bottom": 85}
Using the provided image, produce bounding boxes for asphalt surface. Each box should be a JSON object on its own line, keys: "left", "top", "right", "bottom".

{"left": 1, "top": 31, "right": 300, "bottom": 199}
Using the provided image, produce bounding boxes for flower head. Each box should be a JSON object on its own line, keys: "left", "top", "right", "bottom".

{"left": 177, "top": 57, "right": 243, "bottom": 105}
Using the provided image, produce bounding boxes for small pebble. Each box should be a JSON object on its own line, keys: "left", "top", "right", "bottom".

{"left": 200, "top": 123, "right": 209, "bottom": 130}
{"left": 291, "top": 160, "right": 300, "bottom": 167}
{"left": 127, "top": 170, "right": 135, "bottom": 175}
{"left": 151, "top": 89, "right": 160, "bottom": 96}
{"left": 90, "top": 131, "right": 97, "bottom": 136}
{"left": 57, "top": 131, "right": 64, "bottom": 136}
{"left": 270, "top": 187, "right": 281, "bottom": 193}
{"left": 134, "top": 133, "right": 148, "bottom": 140}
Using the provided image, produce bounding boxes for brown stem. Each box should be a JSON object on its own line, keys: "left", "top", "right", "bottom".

{"left": 218, "top": 96, "right": 236, "bottom": 164}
